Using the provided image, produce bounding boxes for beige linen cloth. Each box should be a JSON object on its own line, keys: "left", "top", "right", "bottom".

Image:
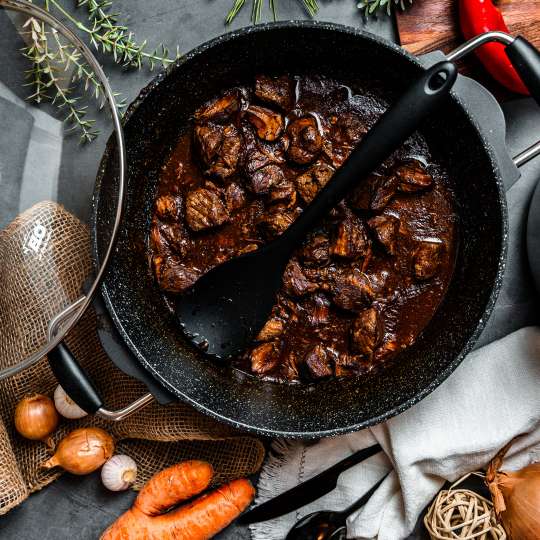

{"left": 0, "top": 201, "right": 264, "bottom": 515}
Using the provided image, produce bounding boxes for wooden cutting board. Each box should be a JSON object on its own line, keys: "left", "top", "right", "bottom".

{"left": 396, "top": 0, "right": 540, "bottom": 99}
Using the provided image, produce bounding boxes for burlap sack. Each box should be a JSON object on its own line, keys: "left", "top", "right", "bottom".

{"left": 0, "top": 201, "right": 265, "bottom": 515}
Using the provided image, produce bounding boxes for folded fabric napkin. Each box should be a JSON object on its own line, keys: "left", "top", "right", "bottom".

{"left": 251, "top": 99, "right": 540, "bottom": 540}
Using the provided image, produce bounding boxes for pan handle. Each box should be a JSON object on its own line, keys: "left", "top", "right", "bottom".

{"left": 447, "top": 31, "right": 540, "bottom": 168}
{"left": 47, "top": 302, "right": 154, "bottom": 421}
{"left": 48, "top": 343, "right": 154, "bottom": 420}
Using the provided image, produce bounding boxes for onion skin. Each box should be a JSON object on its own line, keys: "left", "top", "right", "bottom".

{"left": 43, "top": 427, "right": 115, "bottom": 475}
{"left": 487, "top": 439, "right": 540, "bottom": 539}
{"left": 14, "top": 394, "right": 59, "bottom": 441}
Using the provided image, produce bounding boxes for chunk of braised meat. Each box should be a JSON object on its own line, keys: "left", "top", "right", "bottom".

{"left": 350, "top": 307, "right": 384, "bottom": 356}
{"left": 347, "top": 174, "right": 377, "bottom": 211}
{"left": 274, "top": 293, "right": 300, "bottom": 324}
{"left": 295, "top": 162, "right": 334, "bottom": 204}
{"left": 330, "top": 212, "right": 370, "bottom": 260}
{"left": 243, "top": 132, "right": 286, "bottom": 174}
{"left": 330, "top": 268, "right": 375, "bottom": 311}
{"left": 331, "top": 112, "right": 367, "bottom": 146}
{"left": 301, "top": 233, "right": 330, "bottom": 267}
{"left": 185, "top": 183, "right": 229, "bottom": 231}
{"left": 368, "top": 214, "right": 400, "bottom": 255}
{"left": 323, "top": 112, "right": 368, "bottom": 167}
{"left": 154, "top": 194, "right": 181, "bottom": 221}
{"left": 224, "top": 182, "right": 246, "bottom": 212}
{"left": 257, "top": 317, "right": 284, "bottom": 341}
{"left": 245, "top": 106, "right": 284, "bottom": 142}
{"left": 374, "top": 339, "right": 399, "bottom": 361}
{"left": 371, "top": 175, "right": 399, "bottom": 211}
{"left": 250, "top": 164, "right": 284, "bottom": 194}
{"left": 194, "top": 90, "right": 240, "bottom": 123}
{"left": 307, "top": 293, "right": 331, "bottom": 326}
{"left": 258, "top": 205, "right": 301, "bottom": 238}
{"left": 282, "top": 259, "right": 318, "bottom": 297}
{"left": 282, "top": 350, "right": 300, "bottom": 380}
{"left": 334, "top": 351, "right": 364, "bottom": 377}
{"left": 347, "top": 173, "right": 397, "bottom": 212}
{"left": 254, "top": 74, "right": 293, "bottom": 111}
{"left": 194, "top": 123, "right": 222, "bottom": 165}
{"left": 304, "top": 344, "right": 333, "bottom": 378}
{"left": 153, "top": 256, "right": 200, "bottom": 293}
{"left": 194, "top": 123, "right": 243, "bottom": 179}
{"left": 150, "top": 221, "right": 189, "bottom": 257}
{"left": 250, "top": 341, "right": 280, "bottom": 374}
{"left": 394, "top": 160, "right": 433, "bottom": 193}
{"left": 268, "top": 179, "right": 297, "bottom": 207}
{"left": 286, "top": 116, "right": 323, "bottom": 165}
{"left": 413, "top": 241, "right": 444, "bottom": 280}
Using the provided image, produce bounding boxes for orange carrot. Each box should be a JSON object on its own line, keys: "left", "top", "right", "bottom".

{"left": 100, "top": 460, "right": 255, "bottom": 540}
{"left": 135, "top": 460, "right": 213, "bottom": 516}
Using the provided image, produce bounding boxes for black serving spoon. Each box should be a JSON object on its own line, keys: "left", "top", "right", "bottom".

{"left": 285, "top": 475, "right": 388, "bottom": 540}
{"left": 176, "top": 61, "right": 457, "bottom": 359}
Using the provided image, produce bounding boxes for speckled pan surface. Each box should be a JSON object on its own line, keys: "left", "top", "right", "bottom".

{"left": 93, "top": 22, "right": 508, "bottom": 438}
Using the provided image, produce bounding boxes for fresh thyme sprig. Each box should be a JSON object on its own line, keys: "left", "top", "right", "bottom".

{"left": 21, "top": 0, "right": 180, "bottom": 142}
{"left": 226, "top": 0, "right": 319, "bottom": 24}
{"left": 357, "top": 0, "right": 413, "bottom": 16}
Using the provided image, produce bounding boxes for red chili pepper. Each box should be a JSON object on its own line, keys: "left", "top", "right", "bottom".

{"left": 459, "top": 0, "right": 529, "bottom": 95}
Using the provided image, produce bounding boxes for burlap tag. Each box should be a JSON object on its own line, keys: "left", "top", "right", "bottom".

{"left": 0, "top": 201, "right": 265, "bottom": 515}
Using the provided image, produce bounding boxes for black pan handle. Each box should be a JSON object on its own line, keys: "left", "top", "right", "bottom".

{"left": 505, "top": 36, "right": 540, "bottom": 107}
{"left": 48, "top": 342, "right": 103, "bottom": 414}
{"left": 48, "top": 342, "right": 155, "bottom": 419}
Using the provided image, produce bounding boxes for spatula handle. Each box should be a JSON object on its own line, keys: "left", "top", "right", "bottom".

{"left": 279, "top": 61, "right": 457, "bottom": 250}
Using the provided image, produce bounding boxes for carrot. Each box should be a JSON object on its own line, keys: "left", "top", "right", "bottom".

{"left": 135, "top": 460, "right": 213, "bottom": 516}
{"left": 100, "top": 461, "right": 255, "bottom": 540}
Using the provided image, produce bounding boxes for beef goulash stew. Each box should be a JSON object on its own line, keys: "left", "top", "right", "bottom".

{"left": 149, "top": 74, "right": 457, "bottom": 383}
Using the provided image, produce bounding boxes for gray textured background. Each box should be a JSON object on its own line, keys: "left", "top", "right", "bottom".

{"left": 1, "top": 1, "right": 539, "bottom": 539}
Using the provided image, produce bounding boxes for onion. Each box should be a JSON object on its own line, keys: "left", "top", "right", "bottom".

{"left": 14, "top": 394, "right": 59, "bottom": 441}
{"left": 42, "top": 427, "right": 115, "bottom": 475}
{"left": 486, "top": 438, "right": 540, "bottom": 539}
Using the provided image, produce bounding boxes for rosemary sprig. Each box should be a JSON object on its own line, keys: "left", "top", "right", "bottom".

{"left": 22, "top": 18, "right": 99, "bottom": 142}
{"left": 48, "top": 0, "right": 180, "bottom": 70}
{"left": 21, "top": 0, "right": 179, "bottom": 142}
{"left": 226, "top": 0, "right": 319, "bottom": 24}
{"left": 357, "top": 0, "right": 413, "bottom": 16}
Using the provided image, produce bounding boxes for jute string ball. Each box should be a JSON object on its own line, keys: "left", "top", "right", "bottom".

{"left": 424, "top": 473, "right": 506, "bottom": 540}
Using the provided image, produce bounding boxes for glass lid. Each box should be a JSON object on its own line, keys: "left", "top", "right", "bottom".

{"left": 0, "top": 0, "right": 125, "bottom": 379}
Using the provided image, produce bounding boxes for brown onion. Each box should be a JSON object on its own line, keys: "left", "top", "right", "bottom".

{"left": 486, "top": 437, "right": 540, "bottom": 539}
{"left": 14, "top": 394, "right": 59, "bottom": 441}
{"left": 42, "top": 427, "right": 115, "bottom": 475}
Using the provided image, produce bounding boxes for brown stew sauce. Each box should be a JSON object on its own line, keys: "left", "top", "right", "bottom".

{"left": 149, "top": 74, "right": 457, "bottom": 383}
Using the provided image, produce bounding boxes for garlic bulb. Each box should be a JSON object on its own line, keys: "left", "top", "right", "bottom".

{"left": 53, "top": 385, "right": 88, "bottom": 419}
{"left": 101, "top": 455, "right": 138, "bottom": 491}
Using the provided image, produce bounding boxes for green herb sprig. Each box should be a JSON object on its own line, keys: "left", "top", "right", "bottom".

{"left": 226, "top": 0, "right": 320, "bottom": 24}
{"left": 357, "top": 0, "right": 413, "bottom": 16}
{"left": 22, "top": 0, "right": 180, "bottom": 142}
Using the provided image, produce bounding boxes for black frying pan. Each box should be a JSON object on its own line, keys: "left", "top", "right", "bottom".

{"left": 49, "top": 22, "right": 540, "bottom": 437}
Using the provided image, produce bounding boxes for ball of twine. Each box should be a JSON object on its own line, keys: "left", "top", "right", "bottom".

{"left": 424, "top": 473, "right": 507, "bottom": 540}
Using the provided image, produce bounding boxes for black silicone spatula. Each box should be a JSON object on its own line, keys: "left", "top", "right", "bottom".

{"left": 176, "top": 61, "right": 457, "bottom": 359}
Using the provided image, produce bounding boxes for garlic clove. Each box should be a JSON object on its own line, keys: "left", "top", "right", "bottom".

{"left": 53, "top": 385, "right": 88, "bottom": 419}
{"left": 101, "top": 455, "right": 138, "bottom": 491}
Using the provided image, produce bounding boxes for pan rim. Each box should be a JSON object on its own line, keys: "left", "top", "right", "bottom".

{"left": 93, "top": 20, "right": 508, "bottom": 438}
